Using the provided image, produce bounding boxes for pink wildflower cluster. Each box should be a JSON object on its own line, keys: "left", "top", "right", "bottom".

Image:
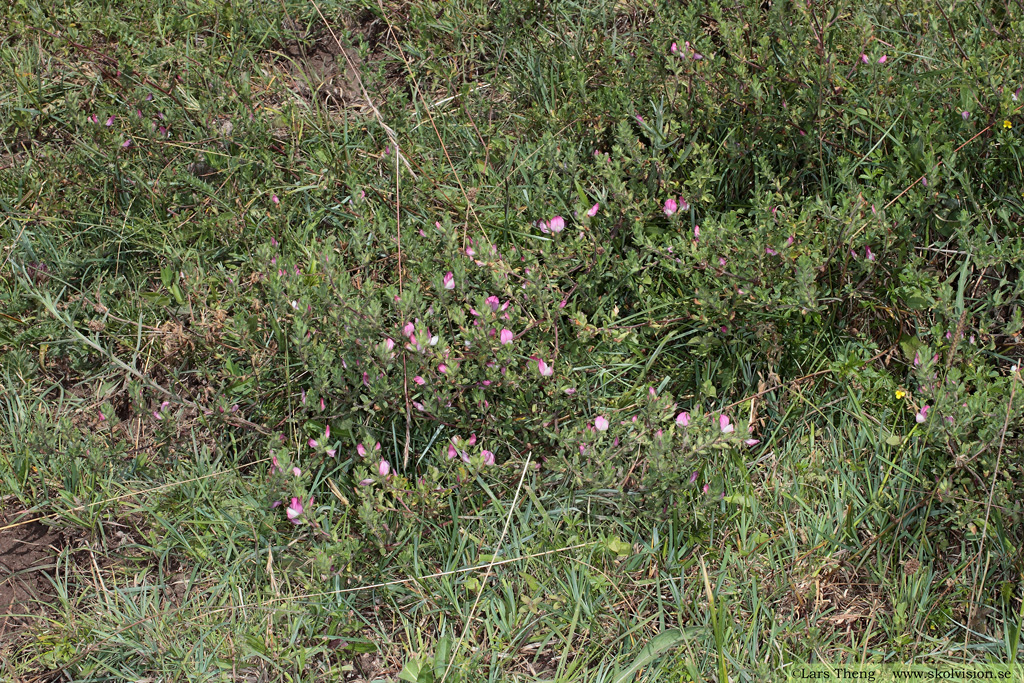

{"left": 670, "top": 41, "right": 703, "bottom": 60}
{"left": 537, "top": 215, "right": 566, "bottom": 234}
{"left": 447, "top": 433, "right": 496, "bottom": 466}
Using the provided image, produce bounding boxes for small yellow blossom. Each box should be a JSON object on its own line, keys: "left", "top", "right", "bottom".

{"left": 1004, "top": 120, "right": 1013, "bottom": 129}
{"left": 895, "top": 389, "right": 906, "bottom": 399}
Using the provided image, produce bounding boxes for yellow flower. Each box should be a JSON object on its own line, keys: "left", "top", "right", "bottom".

{"left": 895, "top": 389, "right": 906, "bottom": 399}
{"left": 1004, "top": 120, "right": 1013, "bottom": 129}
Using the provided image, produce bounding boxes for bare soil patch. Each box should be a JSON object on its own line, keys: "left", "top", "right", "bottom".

{"left": 271, "top": 17, "right": 373, "bottom": 112}
{"left": 0, "top": 514, "right": 63, "bottom": 644}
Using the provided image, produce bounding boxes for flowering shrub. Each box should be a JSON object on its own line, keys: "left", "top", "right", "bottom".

{"left": 196, "top": 0, "right": 1024, "bottom": 544}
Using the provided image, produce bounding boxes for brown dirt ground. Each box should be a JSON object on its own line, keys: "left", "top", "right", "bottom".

{"left": 0, "top": 514, "right": 63, "bottom": 645}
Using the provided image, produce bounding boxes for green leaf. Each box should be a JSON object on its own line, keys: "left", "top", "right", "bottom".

{"left": 701, "top": 378, "right": 717, "bottom": 397}
{"left": 611, "top": 629, "right": 689, "bottom": 683}
{"left": 139, "top": 292, "right": 171, "bottom": 306}
{"left": 170, "top": 283, "right": 185, "bottom": 305}
{"left": 724, "top": 493, "right": 753, "bottom": 508}
{"left": 398, "top": 659, "right": 421, "bottom": 683}
{"left": 605, "top": 535, "right": 632, "bottom": 557}
{"left": 899, "top": 335, "right": 923, "bottom": 362}
{"left": 433, "top": 636, "right": 451, "bottom": 680}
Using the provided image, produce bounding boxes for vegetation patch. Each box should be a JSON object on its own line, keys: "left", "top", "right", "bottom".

{"left": 1, "top": 0, "right": 1022, "bottom": 680}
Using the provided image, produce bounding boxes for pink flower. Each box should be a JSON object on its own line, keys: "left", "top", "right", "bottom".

{"left": 766, "top": 246, "right": 778, "bottom": 256}
{"left": 403, "top": 322, "right": 415, "bottom": 337}
{"left": 676, "top": 412, "right": 690, "bottom": 426}
{"left": 385, "top": 338, "right": 395, "bottom": 351}
{"left": 587, "top": 203, "right": 600, "bottom": 217}
{"left": 690, "top": 471, "right": 699, "bottom": 483}
{"left": 549, "top": 216, "right": 565, "bottom": 233}
{"left": 357, "top": 443, "right": 367, "bottom": 457}
{"left": 379, "top": 460, "right": 391, "bottom": 477}
{"left": 595, "top": 416, "right": 609, "bottom": 431}
{"left": 670, "top": 42, "right": 678, "bottom": 54}
{"left": 866, "top": 246, "right": 875, "bottom": 261}
{"left": 443, "top": 272, "right": 455, "bottom": 290}
{"left": 292, "top": 467, "right": 301, "bottom": 477}
{"left": 413, "top": 401, "right": 424, "bottom": 411}
{"left": 438, "top": 364, "right": 448, "bottom": 374}
{"left": 486, "top": 295, "right": 500, "bottom": 312}
{"left": 702, "top": 483, "right": 710, "bottom": 494}
{"left": 678, "top": 198, "right": 690, "bottom": 211}
{"left": 447, "top": 443, "right": 458, "bottom": 459}
{"left": 537, "top": 359, "right": 554, "bottom": 377}
{"left": 413, "top": 375, "right": 425, "bottom": 385}
{"left": 320, "top": 397, "right": 326, "bottom": 411}
{"left": 359, "top": 479, "right": 373, "bottom": 486}
{"left": 121, "top": 139, "right": 133, "bottom": 148}
{"left": 694, "top": 225, "right": 700, "bottom": 239}
{"left": 309, "top": 438, "right": 318, "bottom": 448}
{"left": 271, "top": 194, "right": 279, "bottom": 204}
{"left": 324, "top": 425, "right": 330, "bottom": 440}
{"left": 878, "top": 55, "right": 887, "bottom": 64}
{"left": 787, "top": 235, "right": 795, "bottom": 246}
{"left": 105, "top": 115, "right": 115, "bottom": 126}
{"left": 962, "top": 111, "right": 970, "bottom": 120}
{"left": 663, "top": 198, "right": 678, "bottom": 216}
{"left": 465, "top": 247, "right": 475, "bottom": 257}
{"left": 500, "top": 329, "right": 515, "bottom": 344}
{"left": 744, "top": 439, "right": 760, "bottom": 446}
{"left": 88, "top": 114, "right": 98, "bottom": 124}
{"left": 916, "top": 405, "right": 929, "bottom": 423}
{"left": 482, "top": 450, "right": 495, "bottom": 466}
{"left": 719, "top": 415, "right": 734, "bottom": 434}
{"left": 719, "top": 257, "right": 727, "bottom": 267}
{"left": 468, "top": 433, "right": 477, "bottom": 446}
{"left": 861, "top": 53, "right": 869, "bottom": 64}
{"left": 286, "top": 497, "right": 304, "bottom": 523}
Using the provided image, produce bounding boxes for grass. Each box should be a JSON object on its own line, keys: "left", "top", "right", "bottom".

{"left": 1, "top": 0, "right": 1023, "bottom": 681}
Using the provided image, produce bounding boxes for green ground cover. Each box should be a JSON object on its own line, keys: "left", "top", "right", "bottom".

{"left": 1, "top": 0, "right": 1023, "bottom": 680}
